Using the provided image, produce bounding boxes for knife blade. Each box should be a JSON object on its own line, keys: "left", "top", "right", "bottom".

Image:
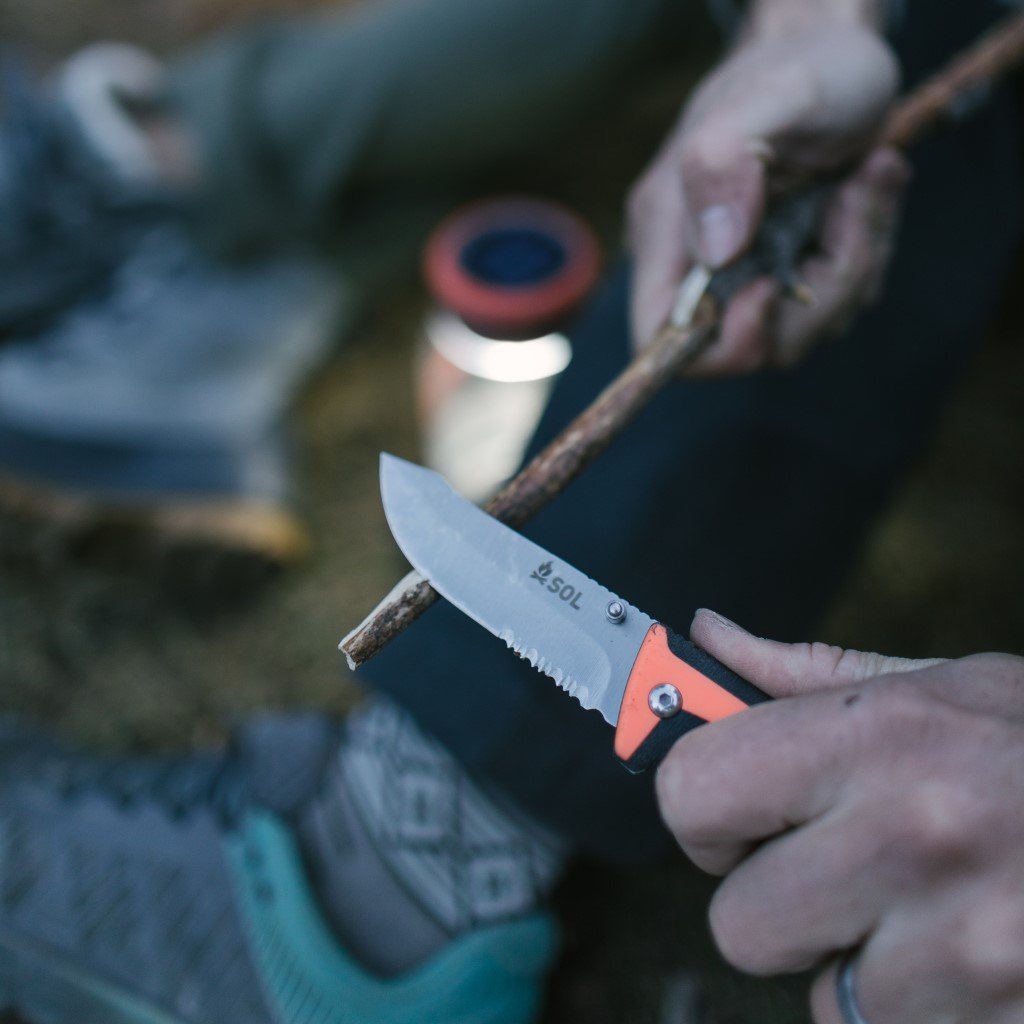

{"left": 379, "top": 453, "right": 769, "bottom": 772}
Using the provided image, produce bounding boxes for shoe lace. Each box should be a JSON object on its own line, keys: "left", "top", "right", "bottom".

{"left": 59, "top": 747, "right": 249, "bottom": 829}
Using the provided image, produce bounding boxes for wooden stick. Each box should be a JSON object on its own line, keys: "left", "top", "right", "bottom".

{"left": 341, "top": 10, "right": 1024, "bottom": 669}
{"left": 882, "top": 11, "right": 1024, "bottom": 149}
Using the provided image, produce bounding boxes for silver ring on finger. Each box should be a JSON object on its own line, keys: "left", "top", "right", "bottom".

{"left": 837, "top": 951, "right": 872, "bottom": 1024}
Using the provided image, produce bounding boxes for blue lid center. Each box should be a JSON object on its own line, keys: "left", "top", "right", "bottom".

{"left": 460, "top": 228, "right": 566, "bottom": 286}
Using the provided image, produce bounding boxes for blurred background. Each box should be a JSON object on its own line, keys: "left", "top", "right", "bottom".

{"left": 0, "top": 1, "right": 1022, "bottom": 1022}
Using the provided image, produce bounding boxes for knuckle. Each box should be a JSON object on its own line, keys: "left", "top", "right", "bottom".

{"left": 793, "top": 641, "right": 856, "bottom": 681}
{"left": 965, "top": 651, "right": 1024, "bottom": 691}
{"left": 655, "top": 745, "right": 708, "bottom": 838}
{"left": 708, "top": 888, "right": 771, "bottom": 974}
{"left": 653, "top": 756, "right": 687, "bottom": 824}
{"left": 678, "top": 140, "right": 709, "bottom": 180}
{"left": 831, "top": 643, "right": 879, "bottom": 683}
{"left": 678, "top": 130, "right": 733, "bottom": 186}
{"left": 946, "top": 903, "right": 1024, "bottom": 998}
{"left": 809, "top": 966, "right": 845, "bottom": 1024}
{"left": 890, "top": 779, "right": 978, "bottom": 868}
{"left": 816, "top": 641, "right": 855, "bottom": 678}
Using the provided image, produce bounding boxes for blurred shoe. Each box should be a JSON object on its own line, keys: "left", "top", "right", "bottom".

{"left": 0, "top": 44, "right": 184, "bottom": 338}
{"left": 0, "top": 222, "right": 348, "bottom": 566}
{"left": 0, "top": 714, "right": 556, "bottom": 1024}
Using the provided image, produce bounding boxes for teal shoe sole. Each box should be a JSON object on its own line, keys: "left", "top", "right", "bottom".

{"left": 230, "top": 812, "right": 560, "bottom": 1024}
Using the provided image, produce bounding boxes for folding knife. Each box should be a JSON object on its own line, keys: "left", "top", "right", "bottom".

{"left": 380, "top": 454, "right": 769, "bottom": 773}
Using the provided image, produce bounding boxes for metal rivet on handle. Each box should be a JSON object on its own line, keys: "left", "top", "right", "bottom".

{"left": 605, "top": 600, "right": 626, "bottom": 624}
{"left": 648, "top": 683, "right": 682, "bottom": 719}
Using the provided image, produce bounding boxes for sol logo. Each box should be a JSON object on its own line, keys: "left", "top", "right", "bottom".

{"left": 529, "top": 561, "right": 583, "bottom": 610}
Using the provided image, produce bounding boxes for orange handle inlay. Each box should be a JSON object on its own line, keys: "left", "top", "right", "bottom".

{"left": 613, "top": 624, "right": 750, "bottom": 761}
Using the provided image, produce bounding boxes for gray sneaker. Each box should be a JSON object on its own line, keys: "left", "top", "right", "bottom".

{"left": 0, "top": 222, "right": 348, "bottom": 565}
{"left": 0, "top": 714, "right": 556, "bottom": 1024}
{"left": 0, "top": 45, "right": 185, "bottom": 338}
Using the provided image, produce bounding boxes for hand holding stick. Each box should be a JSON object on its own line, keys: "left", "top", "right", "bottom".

{"left": 341, "top": 11, "right": 1024, "bottom": 669}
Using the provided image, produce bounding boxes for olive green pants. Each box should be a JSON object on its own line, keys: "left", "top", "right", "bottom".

{"left": 171, "top": 0, "right": 693, "bottom": 255}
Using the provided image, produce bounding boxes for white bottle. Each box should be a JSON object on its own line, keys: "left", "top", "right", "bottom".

{"left": 417, "top": 196, "right": 600, "bottom": 502}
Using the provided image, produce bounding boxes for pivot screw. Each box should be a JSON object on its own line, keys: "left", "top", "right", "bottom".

{"left": 648, "top": 683, "right": 682, "bottom": 719}
{"left": 605, "top": 600, "right": 626, "bottom": 624}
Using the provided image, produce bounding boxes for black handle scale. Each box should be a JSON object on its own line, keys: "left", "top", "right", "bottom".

{"left": 622, "top": 626, "right": 771, "bottom": 774}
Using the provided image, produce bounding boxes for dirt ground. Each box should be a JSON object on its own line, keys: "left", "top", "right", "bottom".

{"left": 0, "top": 3, "right": 1022, "bottom": 1023}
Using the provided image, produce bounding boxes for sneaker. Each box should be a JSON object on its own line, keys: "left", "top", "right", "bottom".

{"left": 0, "top": 222, "right": 348, "bottom": 566}
{"left": 0, "top": 714, "right": 557, "bottom": 1024}
{"left": 0, "top": 44, "right": 183, "bottom": 338}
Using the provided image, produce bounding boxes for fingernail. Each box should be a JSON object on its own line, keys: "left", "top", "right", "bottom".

{"left": 697, "top": 205, "right": 743, "bottom": 268}
{"left": 695, "top": 608, "right": 744, "bottom": 633}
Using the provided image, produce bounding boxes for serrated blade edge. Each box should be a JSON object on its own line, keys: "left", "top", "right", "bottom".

{"left": 379, "top": 454, "right": 655, "bottom": 726}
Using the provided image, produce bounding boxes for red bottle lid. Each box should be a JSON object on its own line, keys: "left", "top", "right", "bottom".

{"left": 423, "top": 196, "right": 601, "bottom": 340}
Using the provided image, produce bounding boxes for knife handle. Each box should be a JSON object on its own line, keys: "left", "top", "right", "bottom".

{"left": 614, "top": 623, "right": 770, "bottom": 774}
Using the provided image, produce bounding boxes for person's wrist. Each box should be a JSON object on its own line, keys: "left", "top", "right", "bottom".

{"left": 743, "top": 0, "right": 886, "bottom": 41}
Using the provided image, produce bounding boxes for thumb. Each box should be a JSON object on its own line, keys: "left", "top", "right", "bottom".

{"left": 690, "top": 608, "right": 944, "bottom": 698}
{"left": 679, "top": 131, "right": 767, "bottom": 269}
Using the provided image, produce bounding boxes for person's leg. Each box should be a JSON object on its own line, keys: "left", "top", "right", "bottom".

{"left": 168, "top": 0, "right": 688, "bottom": 252}
{"left": 361, "top": 2, "right": 1024, "bottom": 863}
